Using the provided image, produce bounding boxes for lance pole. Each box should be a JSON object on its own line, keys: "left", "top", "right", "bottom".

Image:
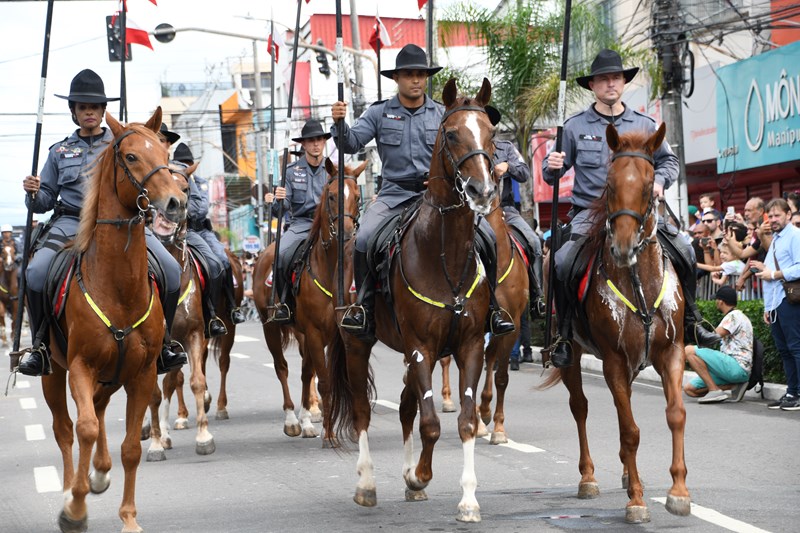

{"left": 335, "top": 0, "right": 346, "bottom": 307}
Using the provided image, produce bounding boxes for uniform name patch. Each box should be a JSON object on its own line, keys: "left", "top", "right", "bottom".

{"left": 579, "top": 134, "right": 602, "bottom": 142}
{"left": 383, "top": 113, "right": 405, "bottom": 121}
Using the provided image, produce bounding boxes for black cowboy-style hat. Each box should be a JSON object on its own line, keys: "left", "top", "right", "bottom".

{"left": 575, "top": 49, "right": 639, "bottom": 90}
{"left": 485, "top": 105, "right": 501, "bottom": 126}
{"left": 55, "top": 69, "right": 120, "bottom": 103}
{"left": 380, "top": 44, "right": 442, "bottom": 79}
{"left": 173, "top": 143, "right": 194, "bottom": 164}
{"left": 291, "top": 119, "right": 331, "bottom": 143}
{"left": 159, "top": 123, "right": 181, "bottom": 145}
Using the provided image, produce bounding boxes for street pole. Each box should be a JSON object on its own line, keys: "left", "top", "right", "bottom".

{"left": 119, "top": 0, "right": 128, "bottom": 121}
{"left": 252, "top": 40, "right": 267, "bottom": 246}
{"left": 349, "top": 0, "right": 365, "bottom": 118}
{"left": 426, "top": 0, "right": 434, "bottom": 99}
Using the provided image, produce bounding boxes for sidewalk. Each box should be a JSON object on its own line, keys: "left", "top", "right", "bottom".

{"left": 529, "top": 348, "right": 784, "bottom": 402}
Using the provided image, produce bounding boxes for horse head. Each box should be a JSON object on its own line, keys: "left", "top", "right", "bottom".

{"left": 605, "top": 122, "right": 666, "bottom": 267}
{"left": 431, "top": 77, "right": 497, "bottom": 215}
{"left": 320, "top": 157, "right": 364, "bottom": 244}
{"left": 105, "top": 107, "right": 188, "bottom": 225}
{"left": 150, "top": 161, "right": 198, "bottom": 245}
{"left": 1, "top": 240, "right": 16, "bottom": 272}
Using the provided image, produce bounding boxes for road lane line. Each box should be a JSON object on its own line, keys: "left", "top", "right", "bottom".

{"left": 230, "top": 352, "right": 250, "bottom": 359}
{"left": 263, "top": 363, "right": 274, "bottom": 368}
{"left": 651, "top": 498, "right": 772, "bottom": 533}
{"left": 19, "top": 397, "right": 37, "bottom": 409}
{"left": 233, "top": 334, "right": 260, "bottom": 343}
{"left": 15, "top": 380, "right": 31, "bottom": 389}
{"left": 25, "top": 424, "right": 46, "bottom": 441}
{"left": 375, "top": 399, "right": 400, "bottom": 410}
{"left": 33, "top": 466, "right": 61, "bottom": 493}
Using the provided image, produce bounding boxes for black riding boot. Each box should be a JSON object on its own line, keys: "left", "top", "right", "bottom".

{"left": 224, "top": 265, "right": 246, "bottom": 324}
{"left": 340, "top": 250, "right": 375, "bottom": 340}
{"left": 159, "top": 286, "right": 188, "bottom": 374}
{"left": 271, "top": 277, "right": 295, "bottom": 325}
{"left": 681, "top": 280, "right": 722, "bottom": 348}
{"left": 483, "top": 256, "right": 515, "bottom": 337}
{"left": 550, "top": 280, "right": 574, "bottom": 368}
{"left": 203, "top": 281, "right": 227, "bottom": 337}
{"left": 15, "top": 289, "right": 52, "bottom": 376}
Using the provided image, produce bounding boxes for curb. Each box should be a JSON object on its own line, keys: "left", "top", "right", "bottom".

{"left": 529, "top": 348, "right": 784, "bottom": 402}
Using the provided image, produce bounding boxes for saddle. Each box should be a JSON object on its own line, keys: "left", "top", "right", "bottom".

{"left": 184, "top": 242, "right": 208, "bottom": 293}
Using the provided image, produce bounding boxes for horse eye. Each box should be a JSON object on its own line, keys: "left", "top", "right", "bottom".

{"left": 125, "top": 154, "right": 137, "bottom": 163}
{"left": 445, "top": 130, "right": 457, "bottom": 142}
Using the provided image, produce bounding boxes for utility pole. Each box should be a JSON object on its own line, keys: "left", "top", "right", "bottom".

{"left": 349, "top": 0, "right": 366, "bottom": 118}
{"left": 652, "top": 0, "right": 690, "bottom": 229}
{"left": 253, "top": 40, "right": 268, "bottom": 246}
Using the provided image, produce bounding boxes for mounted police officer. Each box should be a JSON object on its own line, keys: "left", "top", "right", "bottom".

{"left": 265, "top": 119, "right": 331, "bottom": 324}
{"left": 331, "top": 44, "right": 514, "bottom": 339}
{"left": 542, "top": 49, "right": 720, "bottom": 368}
{"left": 168, "top": 142, "right": 237, "bottom": 337}
{"left": 16, "top": 69, "right": 188, "bottom": 377}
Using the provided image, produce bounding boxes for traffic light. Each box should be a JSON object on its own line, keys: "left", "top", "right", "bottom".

{"left": 316, "top": 39, "right": 330, "bottom": 78}
{"left": 106, "top": 15, "right": 132, "bottom": 62}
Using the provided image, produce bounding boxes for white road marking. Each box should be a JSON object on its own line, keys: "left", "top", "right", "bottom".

{"left": 15, "top": 380, "right": 31, "bottom": 389}
{"left": 19, "top": 397, "right": 37, "bottom": 409}
{"left": 233, "top": 334, "right": 260, "bottom": 343}
{"left": 263, "top": 363, "right": 274, "bottom": 369}
{"left": 651, "top": 498, "right": 772, "bottom": 533}
{"left": 25, "top": 424, "right": 46, "bottom": 441}
{"left": 34, "top": 466, "right": 61, "bottom": 493}
{"left": 479, "top": 435, "right": 544, "bottom": 453}
{"left": 375, "top": 399, "right": 399, "bottom": 410}
{"left": 230, "top": 352, "right": 250, "bottom": 359}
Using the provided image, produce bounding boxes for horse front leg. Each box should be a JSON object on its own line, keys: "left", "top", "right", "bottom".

{"left": 603, "top": 357, "right": 648, "bottom": 523}
{"left": 159, "top": 371, "right": 178, "bottom": 448}
{"left": 477, "top": 339, "right": 495, "bottom": 438}
{"left": 298, "top": 338, "right": 320, "bottom": 439}
{"left": 188, "top": 335, "right": 214, "bottom": 455}
{"left": 344, "top": 336, "right": 376, "bottom": 507}
{"left": 214, "top": 327, "right": 234, "bottom": 419}
{"left": 172, "top": 369, "right": 190, "bottom": 429}
{"left": 144, "top": 381, "right": 166, "bottom": 462}
{"left": 41, "top": 365, "right": 75, "bottom": 493}
{"left": 656, "top": 344, "right": 691, "bottom": 516}
{"left": 487, "top": 334, "right": 514, "bottom": 445}
{"left": 560, "top": 352, "right": 599, "bottom": 498}
{"left": 455, "top": 341, "right": 484, "bottom": 522}
{"left": 89, "top": 387, "right": 115, "bottom": 495}
{"left": 399, "top": 348, "right": 437, "bottom": 501}
{"left": 439, "top": 355, "right": 456, "bottom": 412}
{"left": 263, "top": 322, "right": 300, "bottom": 436}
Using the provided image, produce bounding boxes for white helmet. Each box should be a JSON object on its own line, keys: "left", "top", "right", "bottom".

{"left": 0, "top": 224, "right": 12, "bottom": 233}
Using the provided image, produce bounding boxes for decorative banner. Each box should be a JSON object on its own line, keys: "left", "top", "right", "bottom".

{"left": 530, "top": 129, "right": 574, "bottom": 203}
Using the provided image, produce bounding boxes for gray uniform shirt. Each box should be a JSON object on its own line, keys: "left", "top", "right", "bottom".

{"left": 270, "top": 156, "right": 328, "bottom": 227}
{"left": 495, "top": 140, "right": 530, "bottom": 208}
{"left": 186, "top": 171, "right": 210, "bottom": 222}
{"left": 542, "top": 103, "right": 678, "bottom": 209}
{"left": 27, "top": 128, "right": 114, "bottom": 213}
{"left": 331, "top": 94, "right": 444, "bottom": 208}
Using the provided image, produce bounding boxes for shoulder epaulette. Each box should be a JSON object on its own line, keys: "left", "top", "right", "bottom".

{"left": 563, "top": 109, "right": 587, "bottom": 125}
{"left": 369, "top": 99, "right": 387, "bottom": 108}
{"left": 48, "top": 136, "right": 70, "bottom": 150}
{"left": 631, "top": 108, "right": 657, "bottom": 123}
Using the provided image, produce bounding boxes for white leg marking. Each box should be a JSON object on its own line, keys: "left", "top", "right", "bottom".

{"left": 356, "top": 430, "right": 375, "bottom": 493}
{"left": 423, "top": 390, "right": 433, "bottom": 400}
{"left": 458, "top": 438, "right": 480, "bottom": 519}
{"left": 465, "top": 387, "right": 473, "bottom": 398}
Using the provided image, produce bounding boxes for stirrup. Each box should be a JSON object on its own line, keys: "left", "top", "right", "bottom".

{"left": 545, "top": 336, "right": 572, "bottom": 369}
{"left": 340, "top": 304, "right": 367, "bottom": 330}
{"left": 267, "top": 303, "right": 293, "bottom": 324}
{"left": 489, "top": 307, "right": 515, "bottom": 336}
{"left": 12, "top": 345, "right": 53, "bottom": 377}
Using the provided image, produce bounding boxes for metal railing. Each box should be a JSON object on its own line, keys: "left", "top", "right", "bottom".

{"left": 696, "top": 273, "right": 763, "bottom": 301}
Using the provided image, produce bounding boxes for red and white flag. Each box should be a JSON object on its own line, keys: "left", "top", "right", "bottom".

{"left": 125, "top": 17, "right": 153, "bottom": 49}
{"left": 368, "top": 17, "right": 391, "bottom": 54}
{"left": 418, "top": 0, "right": 428, "bottom": 9}
{"left": 268, "top": 28, "right": 285, "bottom": 63}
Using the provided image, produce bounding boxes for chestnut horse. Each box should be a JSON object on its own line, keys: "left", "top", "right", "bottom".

{"left": 440, "top": 192, "right": 530, "bottom": 443}
{"left": 40, "top": 108, "right": 187, "bottom": 533}
{"left": 0, "top": 237, "right": 18, "bottom": 346}
{"left": 542, "top": 123, "right": 690, "bottom": 523}
{"left": 253, "top": 158, "right": 363, "bottom": 439}
{"left": 326, "top": 78, "right": 498, "bottom": 522}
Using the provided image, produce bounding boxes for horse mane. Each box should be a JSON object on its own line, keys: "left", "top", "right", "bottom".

{"left": 307, "top": 179, "right": 331, "bottom": 246}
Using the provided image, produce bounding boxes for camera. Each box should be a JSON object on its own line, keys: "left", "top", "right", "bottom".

{"left": 749, "top": 267, "right": 760, "bottom": 274}
{"left": 700, "top": 237, "right": 710, "bottom": 247}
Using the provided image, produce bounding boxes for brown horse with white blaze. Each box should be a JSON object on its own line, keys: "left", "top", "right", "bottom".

{"left": 326, "top": 78, "right": 498, "bottom": 522}
{"left": 0, "top": 237, "right": 19, "bottom": 346}
{"left": 40, "top": 108, "right": 187, "bottom": 533}
{"left": 541, "top": 122, "right": 690, "bottom": 523}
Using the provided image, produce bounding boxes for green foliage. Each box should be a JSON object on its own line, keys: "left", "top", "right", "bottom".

{"left": 697, "top": 299, "right": 786, "bottom": 384}
{"left": 431, "top": 66, "right": 481, "bottom": 102}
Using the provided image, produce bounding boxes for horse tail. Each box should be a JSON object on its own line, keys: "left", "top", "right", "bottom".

{"left": 537, "top": 367, "right": 563, "bottom": 390}
{"left": 279, "top": 325, "right": 294, "bottom": 351}
{"left": 325, "top": 330, "right": 375, "bottom": 447}
{"left": 209, "top": 336, "right": 221, "bottom": 364}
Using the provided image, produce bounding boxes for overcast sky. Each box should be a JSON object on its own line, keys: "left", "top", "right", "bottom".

{"left": 0, "top": 0, "right": 499, "bottom": 225}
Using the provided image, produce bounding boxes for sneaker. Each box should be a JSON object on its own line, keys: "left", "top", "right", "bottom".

{"left": 768, "top": 394, "right": 793, "bottom": 410}
{"left": 729, "top": 382, "right": 748, "bottom": 403}
{"left": 780, "top": 397, "right": 800, "bottom": 411}
{"left": 698, "top": 389, "right": 731, "bottom": 404}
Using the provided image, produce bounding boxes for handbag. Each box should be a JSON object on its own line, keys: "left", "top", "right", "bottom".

{"left": 773, "top": 254, "right": 800, "bottom": 304}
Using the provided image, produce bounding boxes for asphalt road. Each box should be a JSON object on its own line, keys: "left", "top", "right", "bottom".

{"left": 1, "top": 321, "right": 797, "bottom": 533}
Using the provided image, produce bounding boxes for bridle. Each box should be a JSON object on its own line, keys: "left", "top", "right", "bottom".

{"left": 323, "top": 175, "right": 360, "bottom": 248}
{"left": 427, "top": 105, "right": 495, "bottom": 213}
{"left": 606, "top": 150, "right": 657, "bottom": 255}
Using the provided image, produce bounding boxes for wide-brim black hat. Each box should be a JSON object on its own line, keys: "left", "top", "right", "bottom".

{"left": 575, "top": 49, "right": 639, "bottom": 90}
{"left": 173, "top": 143, "right": 194, "bottom": 164}
{"left": 159, "top": 123, "right": 181, "bottom": 144}
{"left": 291, "top": 119, "right": 331, "bottom": 143}
{"left": 380, "top": 44, "right": 442, "bottom": 79}
{"left": 485, "top": 105, "right": 501, "bottom": 126}
{"left": 55, "top": 69, "right": 120, "bottom": 103}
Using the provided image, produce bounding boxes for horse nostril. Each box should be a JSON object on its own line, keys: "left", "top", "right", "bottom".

{"left": 464, "top": 180, "right": 481, "bottom": 199}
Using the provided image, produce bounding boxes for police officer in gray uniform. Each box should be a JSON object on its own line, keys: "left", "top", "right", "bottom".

{"left": 332, "top": 44, "right": 514, "bottom": 338}
{"left": 266, "top": 120, "right": 331, "bottom": 324}
{"left": 17, "top": 69, "right": 187, "bottom": 377}
{"left": 543, "top": 50, "right": 720, "bottom": 368}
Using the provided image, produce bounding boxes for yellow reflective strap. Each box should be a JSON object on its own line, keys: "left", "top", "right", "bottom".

{"left": 653, "top": 272, "right": 669, "bottom": 309}
{"left": 407, "top": 284, "right": 447, "bottom": 308}
{"left": 0, "top": 284, "right": 7, "bottom": 294}
{"left": 177, "top": 279, "right": 194, "bottom": 305}
{"left": 313, "top": 277, "right": 333, "bottom": 298}
{"left": 83, "top": 292, "right": 113, "bottom": 328}
{"left": 131, "top": 289, "right": 155, "bottom": 330}
{"left": 465, "top": 260, "right": 484, "bottom": 299}
{"left": 497, "top": 256, "right": 514, "bottom": 285}
{"left": 606, "top": 279, "right": 638, "bottom": 313}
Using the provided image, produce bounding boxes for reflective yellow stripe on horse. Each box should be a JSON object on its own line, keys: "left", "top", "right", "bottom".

{"left": 177, "top": 279, "right": 193, "bottom": 305}
{"left": 83, "top": 287, "right": 155, "bottom": 330}
{"left": 606, "top": 272, "right": 670, "bottom": 313}
{"left": 407, "top": 260, "right": 484, "bottom": 309}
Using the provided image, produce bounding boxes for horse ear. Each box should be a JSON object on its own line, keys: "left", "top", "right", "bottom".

{"left": 144, "top": 106, "right": 163, "bottom": 134}
{"left": 325, "top": 157, "right": 337, "bottom": 177}
{"left": 353, "top": 159, "right": 368, "bottom": 177}
{"left": 606, "top": 123, "right": 620, "bottom": 152}
{"left": 442, "top": 78, "right": 457, "bottom": 107}
{"left": 185, "top": 162, "right": 199, "bottom": 175}
{"left": 647, "top": 122, "right": 667, "bottom": 154}
{"left": 106, "top": 112, "right": 123, "bottom": 138}
{"left": 475, "top": 78, "right": 492, "bottom": 107}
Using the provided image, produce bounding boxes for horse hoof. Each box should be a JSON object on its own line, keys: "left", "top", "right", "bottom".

{"left": 284, "top": 423, "right": 302, "bottom": 437}
{"left": 665, "top": 494, "right": 691, "bottom": 516}
{"left": 625, "top": 505, "right": 651, "bottom": 524}
{"left": 88, "top": 470, "right": 110, "bottom": 494}
{"left": 203, "top": 391, "right": 212, "bottom": 414}
{"left": 476, "top": 422, "right": 489, "bottom": 438}
{"left": 405, "top": 488, "right": 428, "bottom": 502}
{"left": 480, "top": 413, "right": 492, "bottom": 426}
{"left": 489, "top": 431, "right": 508, "bottom": 445}
{"left": 353, "top": 487, "right": 377, "bottom": 507}
{"left": 578, "top": 482, "right": 600, "bottom": 499}
{"left": 310, "top": 406, "right": 323, "bottom": 423}
{"left": 301, "top": 427, "right": 319, "bottom": 438}
{"left": 58, "top": 509, "right": 88, "bottom": 533}
{"left": 173, "top": 418, "right": 189, "bottom": 430}
{"left": 442, "top": 400, "right": 456, "bottom": 413}
{"left": 146, "top": 449, "right": 167, "bottom": 462}
{"left": 215, "top": 409, "right": 229, "bottom": 420}
{"left": 196, "top": 438, "right": 216, "bottom": 456}
{"left": 456, "top": 506, "right": 481, "bottom": 523}
{"left": 140, "top": 421, "right": 151, "bottom": 441}
{"left": 161, "top": 436, "right": 172, "bottom": 450}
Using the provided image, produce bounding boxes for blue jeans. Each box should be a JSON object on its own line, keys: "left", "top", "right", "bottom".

{"left": 770, "top": 298, "right": 800, "bottom": 397}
